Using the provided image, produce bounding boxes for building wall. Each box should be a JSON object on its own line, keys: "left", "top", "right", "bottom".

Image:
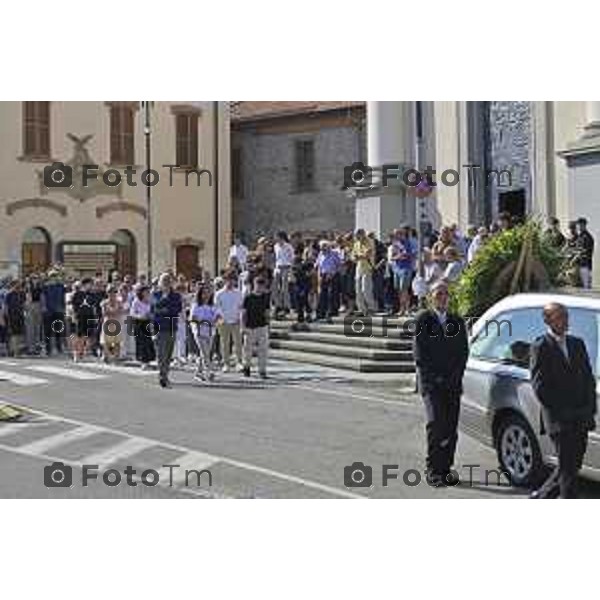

{"left": 232, "top": 112, "right": 364, "bottom": 239}
{"left": 0, "top": 101, "right": 230, "bottom": 277}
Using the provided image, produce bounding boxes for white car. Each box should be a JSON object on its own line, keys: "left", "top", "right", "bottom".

{"left": 460, "top": 290, "right": 600, "bottom": 487}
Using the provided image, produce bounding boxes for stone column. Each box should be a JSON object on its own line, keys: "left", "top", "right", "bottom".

{"left": 586, "top": 101, "right": 600, "bottom": 127}
{"left": 558, "top": 100, "right": 600, "bottom": 287}
{"left": 354, "top": 102, "right": 415, "bottom": 237}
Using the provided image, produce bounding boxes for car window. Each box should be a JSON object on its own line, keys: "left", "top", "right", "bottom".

{"left": 470, "top": 308, "right": 545, "bottom": 363}
{"left": 569, "top": 308, "right": 598, "bottom": 376}
{"left": 470, "top": 305, "right": 600, "bottom": 374}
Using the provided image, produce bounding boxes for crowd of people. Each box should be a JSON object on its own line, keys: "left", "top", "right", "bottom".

{"left": 0, "top": 212, "right": 595, "bottom": 388}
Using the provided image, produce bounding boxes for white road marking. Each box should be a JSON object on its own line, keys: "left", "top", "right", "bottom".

{"left": 1, "top": 401, "right": 365, "bottom": 499}
{"left": 17, "top": 424, "right": 100, "bottom": 454}
{"left": 79, "top": 437, "right": 154, "bottom": 468}
{"left": 290, "top": 383, "right": 418, "bottom": 409}
{"left": 75, "top": 362, "right": 155, "bottom": 377}
{"left": 157, "top": 451, "right": 218, "bottom": 486}
{"left": 0, "top": 422, "right": 36, "bottom": 438}
{"left": 26, "top": 365, "right": 106, "bottom": 380}
{"left": 0, "top": 370, "right": 48, "bottom": 386}
{"left": 0, "top": 360, "right": 19, "bottom": 366}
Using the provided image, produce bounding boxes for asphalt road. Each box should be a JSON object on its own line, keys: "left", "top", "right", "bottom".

{"left": 0, "top": 355, "right": 597, "bottom": 499}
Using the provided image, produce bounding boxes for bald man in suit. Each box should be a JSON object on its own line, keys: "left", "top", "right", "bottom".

{"left": 530, "top": 303, "right": 597, "bottom": 498}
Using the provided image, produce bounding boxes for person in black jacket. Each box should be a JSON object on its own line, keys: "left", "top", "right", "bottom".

{"left": 530, "top": 303, "right": 597, "bottom": 498}
{"left": 152, "top": 272, "right": 183, "bottom": 389}
{"left": 413, "top": 280, "right": 469, "bottom": 487}
{"left": 576, "top": 217, "right": 594, "bottom": 289}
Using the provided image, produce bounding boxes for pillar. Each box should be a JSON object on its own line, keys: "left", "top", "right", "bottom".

{"left": 354, "top": 102, "right": 415, "bottom": 238}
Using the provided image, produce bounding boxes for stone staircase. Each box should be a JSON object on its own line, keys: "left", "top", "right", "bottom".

{"left": 269, "top": 315, "right": 416, "bottom": 375}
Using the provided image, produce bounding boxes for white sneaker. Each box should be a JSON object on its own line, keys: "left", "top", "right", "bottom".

{"left": 222, "top": 365, "right": 230, "bottom": 373}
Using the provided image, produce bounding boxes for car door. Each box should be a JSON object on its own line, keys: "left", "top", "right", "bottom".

{"left": 566, "top": 308, "right": 600, "bottom": 472}
{"left": 461, "top": 307, "right": 547, "bottom": 451}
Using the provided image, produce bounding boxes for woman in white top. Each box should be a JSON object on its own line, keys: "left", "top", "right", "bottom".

{"left": 130, "top": 285, "right": 155, "bottom": 368}
{"left": 443, "top": 246, "right": 464, "bottom": 283}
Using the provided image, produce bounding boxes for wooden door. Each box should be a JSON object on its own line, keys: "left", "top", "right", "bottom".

{"left": 22, "top": 243, "right": 50, "bottom": 275}
{"left": 175, "top": 245, "right": 199, "bottom": 280}
{"left": 116, "top": 244, "right": 137, "bottom": 277}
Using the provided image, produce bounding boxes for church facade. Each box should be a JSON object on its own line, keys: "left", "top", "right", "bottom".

{"left": 0, "top": 101, "right": 231, "bottom": 279}
{"left": 358, "top": 101, "right": 600, "bottom": 278}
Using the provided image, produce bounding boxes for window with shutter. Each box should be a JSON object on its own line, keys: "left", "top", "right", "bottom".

{"left": 175, "top": 113, "right": 198, "bottom": 168}
{"left": 294, "top": 139, "right": 316, "bottom": 193}
{"left": 110, "top": 104, "right": 135, "bottom": 164}
{"left": 23, "top": 101, "right": 51, "bottom": 158}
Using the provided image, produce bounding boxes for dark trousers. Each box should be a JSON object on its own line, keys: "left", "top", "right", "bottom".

{"left": 422, "top": 389, "right": 461, "bottom": 476}
{"left": 373, "top": 267, "right": 385, "bottom": 311}
{"left": 134, "top": 319, "right": 156, "bottom": 364}
{"left": 155, "top": 330, "right": 176, "bottom": 383}
{"left": 317, "top": 276, "right": 335, "bottom": 319}
{"left": 43, "top": 312, "right": 65, "bottom": 354}
{"left": 537, "top": 421, "right": 589, "bottom": 499}
{"left": 295, "top": 283, "right": 311, "bottom": 323}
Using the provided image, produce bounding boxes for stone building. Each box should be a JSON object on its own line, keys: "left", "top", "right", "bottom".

{"left": 0, "top": 101, "right": 231, "bottom": 279}
{"left": 230, "top": 101, "right": 365, "bottom": 239}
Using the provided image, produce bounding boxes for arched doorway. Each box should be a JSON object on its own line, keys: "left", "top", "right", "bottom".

{"left": 22, "top": 227, "right": 52, "bottom": 275}
{"left": 110, "top": 229, "right": 137, "bottom": 277}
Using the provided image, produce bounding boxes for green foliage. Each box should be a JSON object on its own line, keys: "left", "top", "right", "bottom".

{"left": 449, "top": 219, "right": 565, "bottom": 317}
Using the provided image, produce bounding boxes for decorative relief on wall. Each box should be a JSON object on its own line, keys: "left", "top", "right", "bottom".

{"left": 488, "top": 101, "right": 531, "bottom": 194}
{"left": 38, "top": 133, "right": 123, "bottom": 202}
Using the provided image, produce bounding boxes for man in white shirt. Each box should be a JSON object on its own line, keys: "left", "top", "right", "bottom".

{"left": 273, "top": 230, "right": 295, "bottom": 318}
{"left": 228, "top": 235, "right": 249, "bottom": 271}
{"left": 214, "top": 271, "right": 244, "bottom": 372}
{"left": 467, "top": 227, "right": 488, "bottom": 264}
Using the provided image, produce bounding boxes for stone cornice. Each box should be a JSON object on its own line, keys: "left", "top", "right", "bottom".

{"left": 96, "top": 201, "right": 147, "bottom": 219}
{"left": 5, "top": 197, "right": 67, "bottom": 217}
{"left": 171, "top": 237, "right": 205, "bottom": 250}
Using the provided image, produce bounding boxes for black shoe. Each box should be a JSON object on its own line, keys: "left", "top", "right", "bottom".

{"left": 441, "top": 471, "right": 460, "bottom": 486}
{"left": 529, "top": 489, "right": 544, "bottom": 499}
{"left": 159, "top": 378, "right": 172, "bottom": 389}
{"left": 426, "top": 473, "right": 445, "bottom": 488}
{"left": 243, "top": 367, "right": 251, "bottom": 378}
{"left": 259, "top": 372, "right": 268, "bottom": 379}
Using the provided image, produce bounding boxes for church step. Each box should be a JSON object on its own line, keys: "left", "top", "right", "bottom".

{"left": 269, "top": 319, "right": 415, "bottom": 340}
{"left": 269, "top": 348, "right": 415, "bottom": 373}
{"left": 269, "top": 338, "right": 413, "bottom": 362}
{"left": 270, "top": 329, "right": 413, "bottom": 351}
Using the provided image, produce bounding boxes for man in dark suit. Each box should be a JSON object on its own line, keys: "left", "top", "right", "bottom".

{"left": 530, "top": 302, "right": 597, "bottom": 498}
{"left": 413, "top": 280, "right": 469, "bottom": 487}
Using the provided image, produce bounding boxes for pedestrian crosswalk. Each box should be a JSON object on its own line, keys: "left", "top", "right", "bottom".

{"left": 0, "top": 408, "right": 362, "bottom": 499}
{"left": 0, "top": 357, "right": 361, "bottom": 388}
{"left": 25, "top": 365, "right": 105, "bottom": 380}
{"left": 0, "top": 358, "right": 156, "bottom": 387}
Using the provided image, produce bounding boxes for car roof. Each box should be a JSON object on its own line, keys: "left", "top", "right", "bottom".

{"left": 470, "top": 290, "right": 600, "bottom": 339}
{"left": 481, "top": 290, "right": 600, "bottom": 315}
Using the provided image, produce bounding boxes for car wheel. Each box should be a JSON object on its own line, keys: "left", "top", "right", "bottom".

{"left": 495, "top": 413, "right": 543, "bottom": 487}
